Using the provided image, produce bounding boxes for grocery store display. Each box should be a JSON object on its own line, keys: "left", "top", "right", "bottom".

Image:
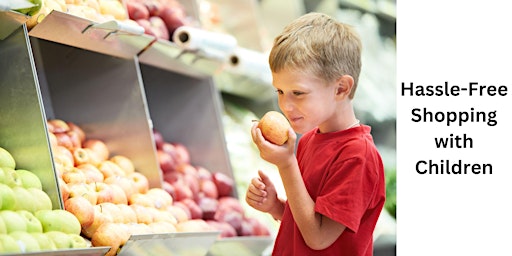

{"left": 154, "top": 129, "right": 271, "bottom": 238}
{"left": 257, "top": 111, "right": 291, "bottom": 146}
{"left": 0, "top": 146, "right": 88, "bottom": 253}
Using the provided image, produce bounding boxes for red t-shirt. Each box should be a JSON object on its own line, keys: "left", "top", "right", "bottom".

{"left": 272, "top": 125, "right": 386, "bottom": 256}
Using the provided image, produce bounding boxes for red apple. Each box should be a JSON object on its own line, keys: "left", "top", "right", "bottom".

{"left": 180, "top": 198, "right": 202, "bottom": 220}
{"left": 165, "top": 205, "right": 189, "bottom": 223}
{"left": 98, "top": 160, "right": 125, "bottom": 179}
{"left": 161, "top": 181, "right": 176, "bottom": 200}
{"left": 197, "top": 197, "right": 218, "bottom": 220}
{"left": 247, "top": 217, "right": 271, "bottom": 236}
{"left": 206, "top": 220, "right": 237, "bottom": 238}
{"left": 157, "top": 149, "right": 175, "bottom": 173}
{"left": 83, "top": 139, "right": 109, "bottom": 161}
{"left": 64, "top": 196, "right": 95, "bottom": 229}
{"left": 146, "top": 188, "right": 173, "bottom": 209}
{"left": 196, "top": 166, "right": 213, "bottom": 181}
{"left": 109, "top": 184, "right": 128, "bottom": 205}
{"left": 129, "top": 204, "right": 153, "bottom": 224}
{"left": 47, "top": 119, "right": 70, "bottom": 133}
{"left": 172, "top": 201, "right": 191, "bottom": 220}
{"left": 173, "top": 143, "right": 190, "bottom": 165}
{"left": 128, "top": 193, "right": 154, "bottom": 208}
{"left": 126, "top": 1, "right": 149, "bottom": 20}
{"left": 67, "top": 130, "right": 82, "bottom": 149}
{"left": 55, "top": 132, "right": 74, "bottom": 150}
{"left": 213, "top": 172, "right": 234, "bottom": 197}
{"left": 72, "top": 148, "right": 91, "bottom": 166}
{"left": 136, "top": 19, "right": 156, "bottom": 37}
{"left": 104, "top": 175, "right": 137, "bottom": 200}
{"left": 128, "top": 172, "right": 149, "bottom": 194}
{"left": 218, "top": 196, "right": 245, "bottom": 214}
{"left": 214, "top": 210, "right": 243, "bottom": 235}
{"left": 67, "top": 121, "right": 86, "bottom": 143}
{"left": 82, "top": 204, "right": 114, "bottom": 239}
{"left": 239, "top": 218, "right": 255, "bottom": 236}
{"left": 77, "top": 163, "right": 104, "bottom": 184}
{"left": 143, "top": 0, "right": 163, "bottom": 16}
{"left": 58, "top": 177, "right": 70, "bottom": 201}
{"left": 62, "top": 167, "right": 87, "bottom": 184}
{"left": 172, "top": 180, "right": 193, "bottom": 201}
{"left": 158, "top": 5, "right": 184, "bottom": 39}
{"left": 152, "top": 129, "right": 165, "bottom": 149}
{"left": 200, "top": 179, "right": 218, "bottom": 199}
{"left": 149, "top": 16, "right": 170, "bottom": 40}
{"left": 109, "top": 155, "right": 135, "bottom": 176}
{"left": 68, "top": 182, "right": 98, "bottom": 205}
{"left": 90, "top": 182, "right": 115, "bottom": 204}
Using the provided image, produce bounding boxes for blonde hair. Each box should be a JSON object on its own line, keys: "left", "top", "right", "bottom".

{"left": 269, "top": 12, "right": 362, "bottom": 98}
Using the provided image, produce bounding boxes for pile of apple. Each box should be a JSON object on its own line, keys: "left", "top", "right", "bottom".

{"left": 154, "top": 129, "right": 271, "bottom": 238}
{"left": 125, "top": 0, "right": 191, "bottom": 40}
{"left": 48, "top": 119, "right": 212, "bottom": 255}
{"left": 0, "top": 146, "right": 88, "bottom": 253}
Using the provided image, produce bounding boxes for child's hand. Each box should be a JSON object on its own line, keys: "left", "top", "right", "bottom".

{"left": 245, "top": 170, "right": 279, "bottom": 214}
{"left": 251, "top": 123, "right": 296, "bottom": 169}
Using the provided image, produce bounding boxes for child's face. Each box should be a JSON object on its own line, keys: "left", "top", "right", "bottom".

{"left": 273, "top": 70, "right": 340, "bottom": 134}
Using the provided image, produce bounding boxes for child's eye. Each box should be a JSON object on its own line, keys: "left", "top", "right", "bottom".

{"left": 293, "top": 91, "right": 304, "bottom": 96}
{"left": 275, "top": 89, "right": 284, "bottom": 95}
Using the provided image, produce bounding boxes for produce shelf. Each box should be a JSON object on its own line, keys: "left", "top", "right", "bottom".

{"left": 0, "top": 23, "right": 61, "bottom": 209}
{"left": 138, "top": 39, "right": 224, "bottom": 79}
{"left": 0, "top": 10, "right": 29, "bottom": 40}
{"left": 1, "top": 246, "right": 111, "bottom": 256}
{"left": 28, "top": 10, "right": 155, "bottom": 59}
{"left": 207, "top": 236, "right": 274, "bottom": 256}
{"left": 117, "top": 231, "right": 220, "bottom": 256}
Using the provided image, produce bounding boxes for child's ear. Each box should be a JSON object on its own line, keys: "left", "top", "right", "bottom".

{"left": 335, "top": 75, "right": 354, "bottom": 98}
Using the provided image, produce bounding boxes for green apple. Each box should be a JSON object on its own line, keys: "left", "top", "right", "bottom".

{"left": 30, "top": 233, "right": 57, "bottom": 251}
{"left": 17, "top": 210, "right": 43, "bottom": 233}
{"left": 16, "top": 169, "right": 42, "bottom": 190}
{"left": 12, "top": 186, "right": 36, "bottom": 212}
{"left": 0, "top": 233, "right": 22, "bottom": 253}
{"left": 0, "top": 217, "right": 6, "bottom": 234}
{"left": 45, "top": 231, "right": 73, "bottom": 249}
{"left": 0, "top": 183, "right": 16, "bottom": 210}
{"left": 69, "top": 233, "right": 88, "bottom": 249}
{"left": 0, "top": 147, "right": 16, "bottom": 170}
{"left": 28, "top": 188, "right": 53, "bottom": 212}
{"left": 0, "top": 167, "right": 22, "bottom": 187}
{"left": 0, "top": 210, "right": 27, "bottom": 233}
{"left": 35, "top": 209, "right": 81, "bottom": 235}
{"left": 9, "top": 231, "right": 41, "bottom": 252}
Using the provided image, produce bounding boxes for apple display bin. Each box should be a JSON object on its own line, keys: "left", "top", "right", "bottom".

{"left": 206, "top": 237, "right": 274, "bottom": 256}
{"left": 0, "top": 19, "right": 62, "bottom": 210}
{"left": 0, "top": 247, "right": 111, "bottom": 256}
{"left": 117, "top": 231, "right": 220, "bottom": 256}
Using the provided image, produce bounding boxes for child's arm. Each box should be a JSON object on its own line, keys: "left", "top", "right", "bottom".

{"left": 252, "top": 126, "right": 346, "bottom": 250}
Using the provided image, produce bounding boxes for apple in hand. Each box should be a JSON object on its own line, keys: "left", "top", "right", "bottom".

{"left": 16, "top": 169, "right": 42, "bottom": 189}
{"left": 257, "top": 111, "right": 291, "bottom": 145}
{"left": 35, "top": 209, "right": 82, "bottom": 235}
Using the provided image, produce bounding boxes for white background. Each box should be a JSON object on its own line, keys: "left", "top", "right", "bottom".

{"left": 397, "top": 0, "right": 512, "bottom": 255}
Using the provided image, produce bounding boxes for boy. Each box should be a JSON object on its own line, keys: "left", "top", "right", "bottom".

{"left": 245, "top": 12, "right": 386, "bottom": 255}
